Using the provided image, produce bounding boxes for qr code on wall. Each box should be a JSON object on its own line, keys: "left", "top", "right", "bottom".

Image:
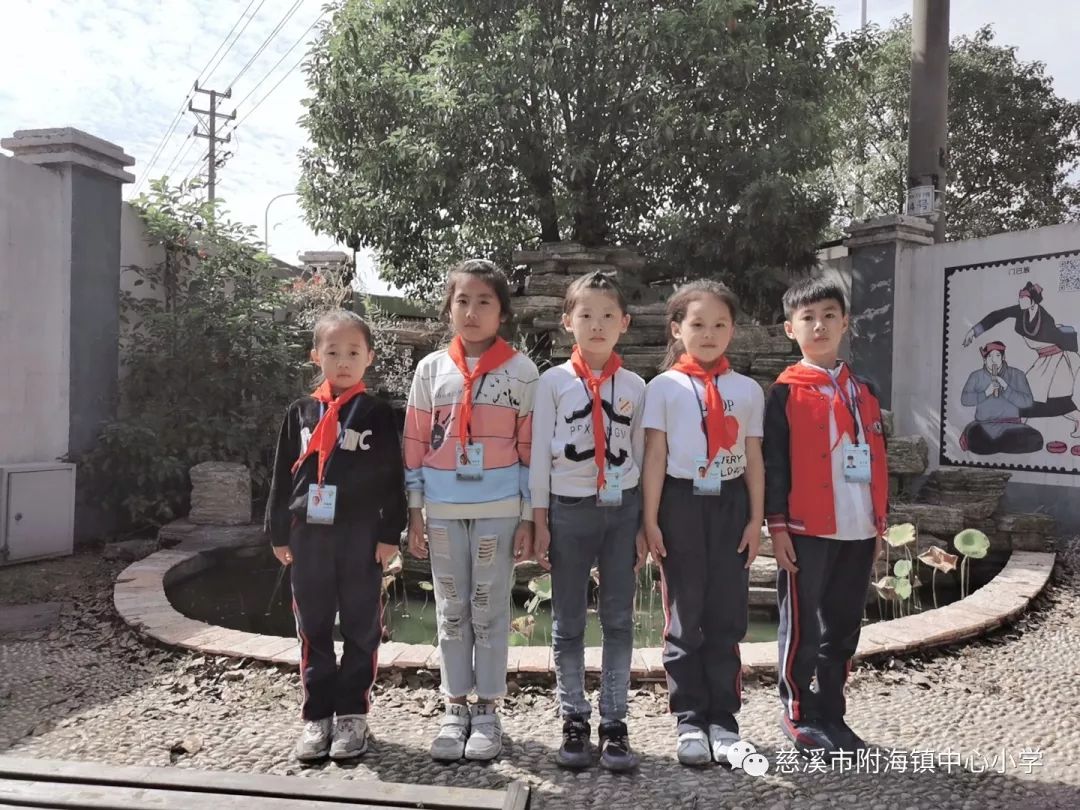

{"left": 1061, "top": 258, "right": 1080, "bottom": 291}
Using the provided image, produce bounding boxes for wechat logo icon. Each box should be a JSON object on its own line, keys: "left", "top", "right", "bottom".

{"left": 728, "top": 741, "right": 770, "bottom": 777}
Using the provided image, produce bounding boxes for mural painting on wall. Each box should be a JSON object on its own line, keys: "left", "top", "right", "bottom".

{"left": 943, "top": 250, "right": 1080, "bottom": 475}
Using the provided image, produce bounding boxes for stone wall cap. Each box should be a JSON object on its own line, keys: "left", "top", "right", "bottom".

{"left": 844, "top": 214, "right": 935, "bottom": 248}
{"left": 300, "top": 251, "right": 352, "bottom": 263}
{"left": 2, "top": 127, "right": 135, "bottom": 183}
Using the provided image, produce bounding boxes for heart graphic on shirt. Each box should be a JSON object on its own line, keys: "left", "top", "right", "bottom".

{"left": 721, "top": 414, "right": 740, "bottom": 449}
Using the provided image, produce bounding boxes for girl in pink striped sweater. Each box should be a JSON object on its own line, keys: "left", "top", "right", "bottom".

{"left": 403, "top": 259, "right": 538, "bottom": 762}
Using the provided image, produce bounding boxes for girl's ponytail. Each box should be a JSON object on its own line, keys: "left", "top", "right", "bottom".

{"left": 661, "top": 338, "right": 686, "bottom": 371}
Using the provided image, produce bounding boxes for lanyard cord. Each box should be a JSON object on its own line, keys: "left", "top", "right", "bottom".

{"left": 830, "top": 375, "right": 862, "bottom": 446}
{"left": 465, "top": 372, "right": 490, "bottom": 445}
{"left": 315, "top": 397, "right": 363, "bottom": 479}
{"left": 686, "top": 373, "right": 715, "bottom": 458}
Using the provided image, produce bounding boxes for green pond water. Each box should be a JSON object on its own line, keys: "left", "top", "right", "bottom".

{"left": 166, "top": 546, "right": 1001, "bottom": 649}
{"left": 167, "top": 547, "right": 779, "bottom": 645}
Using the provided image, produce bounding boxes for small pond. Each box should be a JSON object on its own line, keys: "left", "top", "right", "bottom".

{"left": 166, "top": 545, "right": 1004, "bottom": 649}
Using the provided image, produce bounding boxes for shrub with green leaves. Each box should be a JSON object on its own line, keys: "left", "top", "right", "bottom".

{"left": 73, "top": 180, "right": 315, "bottom": 533}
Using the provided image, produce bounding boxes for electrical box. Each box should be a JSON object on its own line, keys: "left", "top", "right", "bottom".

{"left": 0, "top": 462, "right": 76, "bottom": 566}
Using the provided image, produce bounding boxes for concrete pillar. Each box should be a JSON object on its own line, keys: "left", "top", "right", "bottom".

{"left": 1, "top": 128, "right": 134, "bottom": 461}
{"left": 907, "top": 0, "right": 950, "bottom": 242}
{"left": 844, "top": 215, "right": 934, "bottom": 407}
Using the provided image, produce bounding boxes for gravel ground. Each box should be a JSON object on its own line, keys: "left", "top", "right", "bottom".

{"left": 2, "top": 543, "right": 1079, "bottom": 810}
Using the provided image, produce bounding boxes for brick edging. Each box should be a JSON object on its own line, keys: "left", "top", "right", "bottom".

{"left": 114, "top": 546, "right": 1055, "bottom": 679}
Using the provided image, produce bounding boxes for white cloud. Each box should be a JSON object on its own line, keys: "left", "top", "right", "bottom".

{"left": 0, "top": 0, "right": 389, "bottom": 293}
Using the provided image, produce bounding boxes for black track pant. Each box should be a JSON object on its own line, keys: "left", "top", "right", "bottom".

{"left": 776, "top": 534, "right": 875, "bottom": 723}
{"left": 289, "top": 517, "right": 382, "bottom": 720}
{"left": 658, "top": 475, "right": 749, "bottom": 735}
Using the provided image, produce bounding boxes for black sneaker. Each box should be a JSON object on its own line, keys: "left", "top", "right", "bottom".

{"left": 555, "top": 717, "right": 592, "bottom": 770}
{"left": 598, "top": 720, "right": 639, "bottom": 772}
{"left": 823, "top": 719, "right": 867, "bottom": 752}
{"left": 779, "top": 712, "right": 837, "bottom": 757}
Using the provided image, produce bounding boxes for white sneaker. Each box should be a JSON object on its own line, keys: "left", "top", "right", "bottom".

{"left": 708, "top": 725, "right": 740, "bottom": 765}
{"left": 329, "top": 714, "right": 369, "bottom": 760}
{"left": 293, "top": 718, "right": 332, "bottom": 761}
{"left": 464, "top": 704, "right": 503, "bottom": 761}
{"left": 676, "top": 729, "right": 711, "bottom": 767}
{"left": 430, "top": 703, "right": 470, "bottom": 762}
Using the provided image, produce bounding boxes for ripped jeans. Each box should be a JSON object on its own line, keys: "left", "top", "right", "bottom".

{"left": 426, "top": 516, "right": 519, "bottom": 699}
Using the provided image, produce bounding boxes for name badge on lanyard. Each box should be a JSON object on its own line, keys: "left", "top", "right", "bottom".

{"left": 688, "top": 374, "right": 723, "bottom": 496}
{"left": 843, "top": 443, "right": 871, "bottom": 483}
{"left": 455, "top": 371, "right": 488, "bottom": 481}
{"left": 304, "top": 398, "right": 360, "bottom": 525}
{"left": 456, "top": 442, "right": 485, "bottom": 480}
{"left": 306, "top": 484, "right": 337, "bottom": 524}
{"left": 693, "top": 456, "right": 723, "bottom": 496}
{"left": 597, "top": 466, "right": 623, "bottom": 506}
{"left": 585, "top": 377, "right": 621, "bottom": 506}
{"left": 835, "top": 375, "right": 871, "bottom": 483}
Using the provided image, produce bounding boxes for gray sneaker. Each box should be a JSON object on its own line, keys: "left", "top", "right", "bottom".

{"left": 464, "top": 704, "right": 503, "bottom": 761}
{"left": 329, "top": 714, "right": 369, "bottom": 760}
{"left": 430, "top": 703, "right": 471, "bottom": 762}
{"left": 676, "top": 729, "right": 711, "bottom": 767}
{"left": 294, "top": 718, "right": 332, "bottom": 761}
{"left": 708, "top": 725, "right": 740, "bottom": 765}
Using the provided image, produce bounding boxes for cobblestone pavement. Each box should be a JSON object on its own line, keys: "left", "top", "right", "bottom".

{"left": 2, "top": 545, "right": 1079, "bottom": 810}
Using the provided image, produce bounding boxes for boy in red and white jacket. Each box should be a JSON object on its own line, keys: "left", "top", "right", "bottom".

{"left": 763, "top": 278, "right": 887, "bottom": 756}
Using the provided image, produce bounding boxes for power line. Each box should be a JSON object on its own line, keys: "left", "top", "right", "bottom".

{"left": 160, "top": 133, "right": 199, "bottom": 181}
{"left": 232, "top": 49, "right": 309, "bottom": 129}
{"left": 232, "top": 11, "right": 324, "bottom": 111}
{"left": 133, "top": 95, "right": 194, "bottom": 194}
{"left": 226, "top": 0, "right": 305, "bottom": 88}
{"left": 182, "top": 149, "right": 211, "bottom": 185}
{"left": 134, "top": 0, "right": 263, "bottom": 193}
{"left": 195, "top": 0, "right": 260, "bottom": 84}
{"left": 204, "top": 0, "right": 271, "bottom": 86}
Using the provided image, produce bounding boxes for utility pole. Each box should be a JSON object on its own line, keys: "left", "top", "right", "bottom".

{"left": 906, "top": 0, "right": 950, "bottom": 242}
{"left": 853, "top": 0, "right": 869, "bottom": 222}
{"left": 190, "top": 82, "right": 235, "bottom": 203}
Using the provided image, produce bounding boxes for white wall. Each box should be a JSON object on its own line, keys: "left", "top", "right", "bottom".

{"left": 892, "top": 223, "right": 1080, "bottom": 515}
{"left": 0, "top": 154, "right": 69, "bottom": 463}
{"left": 119, "top": 201, "right": 164, "bottom": 300}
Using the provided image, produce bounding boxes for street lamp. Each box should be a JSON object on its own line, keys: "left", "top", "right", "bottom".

{"left": 264, "top": 192, "right": 300, "bottom": 255}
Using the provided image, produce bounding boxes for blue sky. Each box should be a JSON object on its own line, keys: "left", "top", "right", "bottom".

{"left": 1, "top": 1, "right": 1076, "bottom": 295}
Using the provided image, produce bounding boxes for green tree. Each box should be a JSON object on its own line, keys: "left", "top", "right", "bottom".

{"left": 300, "top": 0, "right": 842, "bottom": 308}
{"left": 830, "top": 20, "right": 1080, "bottom": 239}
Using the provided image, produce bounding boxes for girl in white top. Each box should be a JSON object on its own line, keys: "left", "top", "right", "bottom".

{"left": 641, "top": 279, "right": 764, "bottom": 767}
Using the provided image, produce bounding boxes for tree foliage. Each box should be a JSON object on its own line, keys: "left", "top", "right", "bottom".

{"left": 300, "top": 0, "right": 841, "bottom": 307}
{"left": 829, "top": 20, "right": 1080, "bottom": 239}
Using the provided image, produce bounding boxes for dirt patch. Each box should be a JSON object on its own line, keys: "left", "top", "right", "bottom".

{"left": 0, "top": 551, "right": 123, "bottom": 606}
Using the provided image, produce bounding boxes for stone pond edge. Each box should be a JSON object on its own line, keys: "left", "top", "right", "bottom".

{"left": 113, "top": 541, "right": 1056, "bottom": 680}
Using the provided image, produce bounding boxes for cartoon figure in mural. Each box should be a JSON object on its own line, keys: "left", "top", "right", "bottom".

{"left": 962, "top": 281, "right": 1080, "bottom": 437}
{"left": 958, "top": 341, "right": 1043, "bottom": 455}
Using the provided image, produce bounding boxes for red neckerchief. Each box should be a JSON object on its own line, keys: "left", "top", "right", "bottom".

{"left": 447, "top": 335, "right": 516, "bottom": 449}
{"left": 569, "top": 345, "right": 623, "bottom": 491}
{"left": 292, "top": 379, "right": 367, "bottom": 484}
{"left": 776, "top": 362, "right": 858, "bottom": 444}
{"left": 670, "top": 353, "right": 737, "bottom": 460}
